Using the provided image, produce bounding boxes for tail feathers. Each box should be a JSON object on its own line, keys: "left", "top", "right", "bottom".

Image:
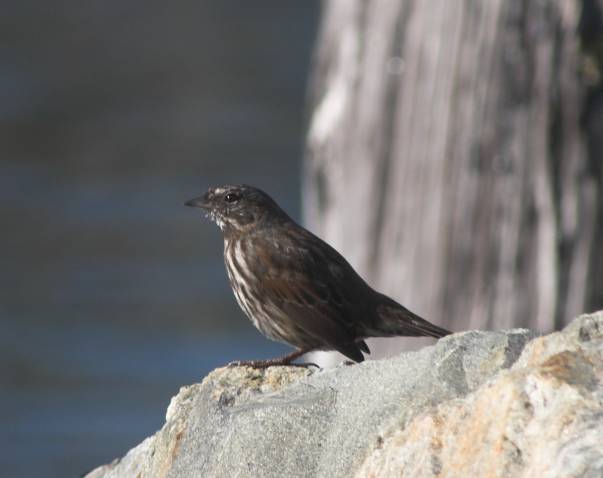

{"left": 375, "top": 303, "right": 451, "bottom": 339}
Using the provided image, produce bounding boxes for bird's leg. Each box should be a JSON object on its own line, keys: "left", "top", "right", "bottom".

{"left": 228, "top": 349, "right": 319, "bottom": 368}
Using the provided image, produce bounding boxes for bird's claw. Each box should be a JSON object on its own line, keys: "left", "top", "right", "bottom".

{"left": 225, "top": 360, "right": 320, "bottom": 369}
{"left": 300, "top": 362, "right": 321, "bottom": 369}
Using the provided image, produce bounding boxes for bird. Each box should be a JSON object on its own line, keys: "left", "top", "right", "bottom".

{"left": 186, "top": 184, "right": 451, "bottom": 367}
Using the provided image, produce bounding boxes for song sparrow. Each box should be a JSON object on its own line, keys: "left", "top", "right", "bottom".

{"left": 186, "top": 185, "right": 451, "bottom": 367}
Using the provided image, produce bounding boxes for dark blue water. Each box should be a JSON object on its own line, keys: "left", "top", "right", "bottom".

{"left": 1, "top": 2, "right": 319, "bottom": 476}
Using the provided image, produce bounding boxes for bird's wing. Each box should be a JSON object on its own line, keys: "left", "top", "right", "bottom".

{"left": 254, "top": 227, "right": 368, "bottom": 360}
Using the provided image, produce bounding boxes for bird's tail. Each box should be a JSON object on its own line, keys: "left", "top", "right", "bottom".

{"left": 372, "top": 298, "right": 451, "bottom": 339}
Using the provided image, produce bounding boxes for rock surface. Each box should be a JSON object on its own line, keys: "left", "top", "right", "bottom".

{"left": 86, "top": 312, "right": 603, "bottom": 478}
{"left": 357, "top": 312, "right": 603, "bottom": 478}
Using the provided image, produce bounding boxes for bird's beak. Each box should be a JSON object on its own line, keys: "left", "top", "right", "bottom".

{"left": 185, "top": 195, "right": 210, "bottom": 210}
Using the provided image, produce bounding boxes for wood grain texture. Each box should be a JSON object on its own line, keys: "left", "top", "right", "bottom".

{"left": 303, "top": 0, "right": 601, "bottom": 341}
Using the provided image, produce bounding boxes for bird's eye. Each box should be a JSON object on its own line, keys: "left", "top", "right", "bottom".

{"left": 224, "top": 192, "right": 241, "bottom": 203}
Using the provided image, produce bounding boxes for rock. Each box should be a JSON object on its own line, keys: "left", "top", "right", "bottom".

{"left": 357, "top": 312, "right": 603, "bottom": 478}
{"left": 86, "top": 312, "right": 603, "bottom": 478}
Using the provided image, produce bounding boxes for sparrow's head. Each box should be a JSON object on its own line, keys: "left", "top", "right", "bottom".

{"left": 185, "top": 184, "right": 285, "bottom": 232}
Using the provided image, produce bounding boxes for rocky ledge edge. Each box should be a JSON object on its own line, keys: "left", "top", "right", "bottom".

{"left": 87, "top": 311, "right": 603, "bottom": 478}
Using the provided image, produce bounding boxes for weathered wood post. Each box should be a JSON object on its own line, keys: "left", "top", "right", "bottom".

{"left": 304, "top": 0, "right": 602, "bottom": 360}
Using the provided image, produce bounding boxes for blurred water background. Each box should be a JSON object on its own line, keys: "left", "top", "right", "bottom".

{"left": 0, "top": 2, "right": 320, "bottom": 476}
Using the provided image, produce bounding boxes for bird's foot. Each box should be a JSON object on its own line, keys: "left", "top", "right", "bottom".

{"left": 226, "top": 349, "right": 319, "bottom": 369}
{"left": 227, "top": 359, "right": 319, "bottom": 369}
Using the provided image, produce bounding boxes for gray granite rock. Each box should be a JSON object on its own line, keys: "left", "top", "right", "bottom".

{"left": 357, "top": 312, "right": 603, "bottom": 478}
{"left": 87, "top": 324, "right": 538, "bottom": 478}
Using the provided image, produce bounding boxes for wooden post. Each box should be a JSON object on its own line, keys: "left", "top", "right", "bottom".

{"left": 303, "top": 0, "right": 601, "bottom": 359}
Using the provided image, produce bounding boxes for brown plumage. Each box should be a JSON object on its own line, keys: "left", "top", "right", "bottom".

{"left": 186, "top": 184, "right": 451, "bottom": 367}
